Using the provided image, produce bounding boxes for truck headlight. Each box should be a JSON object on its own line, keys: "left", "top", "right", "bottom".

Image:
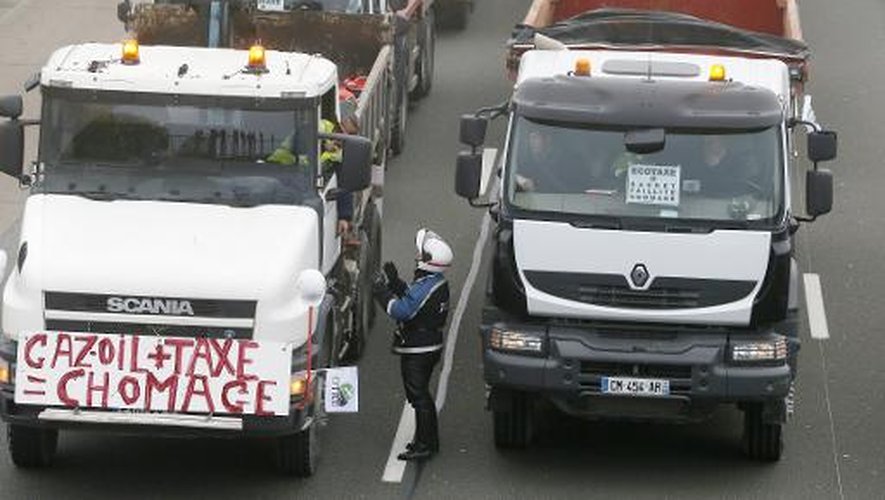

{"left": 489, "top": 328, "right": 545, "bottom": 354}
{"left": 731, "top": 338, "right": 788, "bottom": 364}
{"left": 290, "top": 371, "right": 309, "bottom": 399}
{"left": 0, "top": 358, "right": 9, "bottom": 385}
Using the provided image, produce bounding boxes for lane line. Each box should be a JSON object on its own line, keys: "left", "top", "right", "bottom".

{"left": 381, "top": 151, "right": 499, "bottom": 483}
{"left": 381, "top": 401, "right": 414, "bottom": 483}
{"left": 803, "top": 273, "right": 830, "bottom": 339}
{"left": 818, "top": 342, "right": 846, "bottom": 500}
{"left": 435, "top": 213, "right": 492, "bottom": 412}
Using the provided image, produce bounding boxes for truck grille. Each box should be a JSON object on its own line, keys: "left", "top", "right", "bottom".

{"left": 44, "top": 292, "right": 256, "bottom": 318}
{"left": 44, "top": 320, "right": 252, "bottom": 340}
{"left": 43, "top": 292, "right": 256, "bottom": 339}
{"left": 524, "top": 271, "right": 755, "bottom": 310}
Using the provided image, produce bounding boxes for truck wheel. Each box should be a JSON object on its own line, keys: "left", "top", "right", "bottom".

{"left": 742, "top": 404, "right": 783, "bottom": 462}
{"left": 8, "top": 425, "right": 58, "bottom": 468}
{"left": 412, "top": 9, "right": 435, "bottom": 99}
{"left": 390, "top": 89, "right": 408, "bottom": 156}
{"left": 493, "top": 390, "right": 534, "bottom": 449}
{"left": 276, "top": 423, "right": 319, "bottom": 477}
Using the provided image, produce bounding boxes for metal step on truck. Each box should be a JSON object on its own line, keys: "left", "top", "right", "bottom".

{"left": 0, "top": 38, "right": 379, "bottom": 476}
{"left": 454, "top": 0, "right": 838, "bottom": 461}
{"left": 118, "top": 0, "right": 436, "bottom": 156}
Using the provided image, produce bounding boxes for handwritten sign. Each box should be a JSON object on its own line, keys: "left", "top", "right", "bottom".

{"left": 627, "top": 164, "right": 681, "bottom": 207}
{"left": 15, "top": 332, "right": 292, "bottom": 416}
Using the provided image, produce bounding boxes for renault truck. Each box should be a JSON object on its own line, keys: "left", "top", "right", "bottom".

{"left": 0, "top": 39, "right": 379, "bottom": 476}
{"left": 454, "top": 0, "right": 837, "bottom": 461}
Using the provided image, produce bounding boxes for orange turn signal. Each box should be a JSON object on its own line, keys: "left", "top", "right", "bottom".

{"left": 122, "top": 39, "right": 140, "bottom": 65}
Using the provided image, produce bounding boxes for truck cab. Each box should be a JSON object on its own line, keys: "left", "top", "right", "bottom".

{"left": 0, "top": 41, "right": 374, "bottom": 475}
{"left": 456, "top": 48, "right": 837, "bottom": 461}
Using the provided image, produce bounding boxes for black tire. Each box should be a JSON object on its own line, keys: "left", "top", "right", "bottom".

{"left": 411, "top": 9, "right": 435, "bottom": 99}
{"left": 493, "top": 390, "right": 534, "bottom": 449}
{"left": 439, "top": 2, "right": 469, "bottom": 31}
{"left": 742, "top": 404, "right": 783, "bottom": 462}
{"left": 276, "top": 423, "right": 319, "bottom": 477}
{"left": 390, "top": 87, "right": 408, "bottom": 156}
{"left": 8, "top": 425, "right": 58, "bottom": 468}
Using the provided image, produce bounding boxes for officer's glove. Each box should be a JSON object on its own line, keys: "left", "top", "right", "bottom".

{"left": 372, "top": 272, "right": 395, "bottom": 308}
{"left": 383, "top": 261, "right": 407, "bottom": 296}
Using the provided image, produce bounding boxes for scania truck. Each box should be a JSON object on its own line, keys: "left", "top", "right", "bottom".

{"left": 0, "top": 39, "right": 379, "bottom": 475}
{"left": 454, "top": 0, "right": 837, "bottom": 461}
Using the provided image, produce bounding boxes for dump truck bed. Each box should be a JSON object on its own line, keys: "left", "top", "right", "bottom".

{"left": 509, "top": 0, "right": 808, "bottom": 86}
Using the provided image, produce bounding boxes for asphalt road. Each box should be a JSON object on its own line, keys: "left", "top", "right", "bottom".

{"left": 0, "top": 0, "right": 881, "bottom": 498}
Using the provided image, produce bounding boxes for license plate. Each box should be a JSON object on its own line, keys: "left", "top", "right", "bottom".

{"left": 256, "top": 0, "right": 286, "bottom": 12}
{"left": 601, "top": 376, "right": 670, "bottom": 397}
{"left": 15, "top": 331, "right": 292, "bottom": 416}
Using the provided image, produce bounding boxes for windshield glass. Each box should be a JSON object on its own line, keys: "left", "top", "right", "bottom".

{"left": 506, "top": 117, "right": 784, "bottom": 227}
{"left": 38, "top": 93, "right": 317, "bottom": 207}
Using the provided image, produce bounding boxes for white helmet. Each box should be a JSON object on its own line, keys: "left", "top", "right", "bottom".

{"left": 415, "top": 228, "right": 453, "bottom": 273}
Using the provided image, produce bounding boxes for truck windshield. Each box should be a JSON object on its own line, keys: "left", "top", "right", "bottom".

{"left": 38, "top": 93, "right": 317, "bottom": 207}
{"left": 506, "top": 118, "right": 784, "bottom": 228}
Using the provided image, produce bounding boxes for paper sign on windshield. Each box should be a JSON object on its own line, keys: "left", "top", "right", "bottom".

{"left": 626, "top": 164, "right": 681, "bottom": 207}
{"left": 15, "top": 332, "right": 292, "bottom": 416}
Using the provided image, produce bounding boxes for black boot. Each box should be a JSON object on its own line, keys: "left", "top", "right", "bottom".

{"left": 397, "top": 443, "right": 433, "bottom": 461}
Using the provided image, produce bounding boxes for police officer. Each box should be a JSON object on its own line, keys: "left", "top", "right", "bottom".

{"left": 373, "top": 228, "right": 452, "bottom": 461}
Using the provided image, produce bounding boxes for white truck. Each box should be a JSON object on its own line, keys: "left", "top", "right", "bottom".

{"left": 455, "top": 0, "right": 838, "bottom": 461}
{"left": 0, "top": 40, "right": 379, "bottom": 476}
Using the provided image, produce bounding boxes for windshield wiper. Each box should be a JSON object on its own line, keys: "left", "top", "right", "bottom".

{"left": 570, "top": 216, "right": 622, "bottom": 230}
{"left": 72, "top": 190, "right": 136, "bottom": 202}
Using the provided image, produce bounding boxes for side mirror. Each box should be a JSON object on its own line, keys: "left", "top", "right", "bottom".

{"left": 806, "top": 169, "right": 833, "bottom": 218}
{"left": 808, "top": 130, "right": 837, "bottom": 163}
{"left": 0, "top": 121, "right": 24, "bottom": 178}
{"left": 0, "top": 96, "right": 22, "bottom": 119}
{"left": 625, "top": 128, "right": 665, "bottom": 154}
{"left": 455, "top": 151, "right": 482, "bottom": 199}
{"left": 335, "top": 134, "right": 372, "bottom": 192}
{"left": 460, "top": 115, "right": 488, "bottom": 148}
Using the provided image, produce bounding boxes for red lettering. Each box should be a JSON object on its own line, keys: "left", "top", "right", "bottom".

{"left": 130, "top": 335, "right": 141, "bottom": 372}
{"left": 86, "top": 372, "right": 110, "bottom": 408}
{"left": 181, "top": 375, "right": 214, "bottom": 414}
{"left": 221, "top": 380, "right": 247, "bottom": 414}
{"left": 186, "top": 338, "right": 213, "bottom": 376}
{"left": 24, "top": 333, "right": 47, "bottom": 369}
{"left": 208, "top": 338, "right": 236, "bottom": 377}
{"left": 144, "top": 372, "right": 179, "bottom": 412}
{"left": 118, "top": 376, "right": 141, "bottom": 405}
{"left": 97, "top": 338, "right": 115, "bottom": 365}
{"left": 72, "top": 335, "right": 97, "bottom": 368}
{"left": 255, "top": 380, "right": 277, "bottom": 416}
{"left": 236, "top": 341, "right": 259, "bottom": 381}
{"left": 164, "top": 338, "right": 195, "bottom": 374}
{"left": 117, "top": 336, "right": 125, "bottom": 371}
{"left": 57, "top": 368, "right": 85, "bottom": 407}
{"left": 50, "top": 333, "right": 73, "bottom": 369}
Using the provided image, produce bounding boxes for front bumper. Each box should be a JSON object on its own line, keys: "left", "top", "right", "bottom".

{"left": 482, "top": 315, "right": 796, "bottom": 422}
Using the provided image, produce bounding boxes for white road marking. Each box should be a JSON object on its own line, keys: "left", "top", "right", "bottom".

{"left": 381, "top": 150, "right": 499, "bottom": 483}
{"left": 803, "top": 273, "right": 830, "bottom": 339}
{"left": 381, "top": 402, "right": 414, "bottom": 483}
{"left": 479, "top": 147, "right": 498, "bottom": 196}
{"left": 818, "top": 342, "right": 846, "bottom": 500}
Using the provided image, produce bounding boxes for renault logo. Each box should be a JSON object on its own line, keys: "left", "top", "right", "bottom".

{"left": 630, "top": 264, "right": 650, "bottom": 288}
